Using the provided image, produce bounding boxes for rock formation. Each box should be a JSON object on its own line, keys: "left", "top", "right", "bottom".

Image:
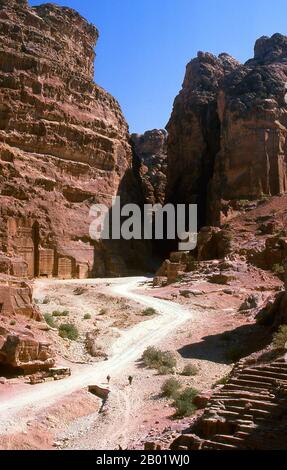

{"left": 167, "top": 34, "right": 287, "bottom": 227}
{"left": 170, "top": 356, "right": 287, "bottom": 450}
{"left": 0, "top": 0, "right": 135, "bottom": 279}
{"left": 131, "top": 129, "right": 167, "bottom": 205}
{"left": 0, "top": 0, "right": 147, "bottom": 373}
{"left": 166, "top": 52, "right": 239, "bottom": 227}
{"left": 0, "top": 278, "right": 55, "bottom": 372}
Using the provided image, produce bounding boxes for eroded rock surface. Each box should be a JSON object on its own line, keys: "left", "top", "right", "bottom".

{"left": 131, "top": 129, "right": 167, "bottom": 205}
{"left": 0, "top": 0, "right": 134, "bottom": 279}
{"left": 0, "top": 278, "right": 55, "bottom": 372}
{"left": 167, "top": 34, "right": 287, "bottom": 226}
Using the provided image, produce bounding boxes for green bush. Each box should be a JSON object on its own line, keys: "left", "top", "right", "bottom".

{"left": 59, "top": 323, "right": 79, "bottom": 341}
{"left": 157, "top": 366, "right": 173, "bottom": 376}
{"left": 42, "top": 296, "right": 50, "bottom": 305}
{"left": 52, "top": 310, "right": 69, "bottom": 317}
{"left": 142, "top": 347, "right": 176, "bottom": 373}
{"left": 10, "top": 319, "right": 17, "bottom": 326}
{"left": 44, "top": 313, "right": 56, "bottom": 328}
{"left": 181, "top": 364, "right": 199, "bottom": 377}
{"left": 173, "top": 388, "right": 198, "bottom": 418}
{"left": 161, "top": 378, "right": 181, "bottom": 398}
{"left": 143, "top": 307, "right": 157, "bottom": 316}
{"left": 273, "top": 325, "right": 287, "bottom": 350}
{"left": 84, "top": 313, "right": 92, "bottom": 320}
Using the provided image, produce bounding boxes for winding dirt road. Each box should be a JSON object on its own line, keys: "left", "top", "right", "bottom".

{"left": 0, "top": 277, "right": 192, "bottom": 423}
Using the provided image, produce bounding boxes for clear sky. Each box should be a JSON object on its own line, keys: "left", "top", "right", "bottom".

{"left": 30, "top": 0, "right": 287, "bottom": 133}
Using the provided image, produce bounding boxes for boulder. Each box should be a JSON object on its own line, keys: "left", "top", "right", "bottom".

{"left": 0, "top": 280, "right": 55, "bottom": 372}
{"left": 0, "top": 333, "right": 55, "bottom": 373}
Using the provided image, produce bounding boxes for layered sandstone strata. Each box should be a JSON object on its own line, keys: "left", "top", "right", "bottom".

{"left": 0, "top": 0, "right": 134, "bottom": 279}
{"left": 167, "top": 34, "right": 287, "bottom": 226}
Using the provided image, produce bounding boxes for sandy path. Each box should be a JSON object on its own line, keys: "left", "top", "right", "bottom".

{"left": 0, "top": 277, "right": 192, "bottom": 424}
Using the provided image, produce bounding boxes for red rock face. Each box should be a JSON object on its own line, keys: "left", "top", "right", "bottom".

{"left": 167, "top": 35, "right": 287, "bottom": 226}
{"left": 0, "top": 0, "right": 133, "bottom": 278}
{"left": 0, "top": 332, "right": 55, "bottom": 373}
{"left": 166, "top": 52, "right": 239, "bottom": 227}
{"left": 0, "top": 278, "right": 55, "bottom": 372}
{"left": 0, "top": 280, "right": 41, "bottom": 320}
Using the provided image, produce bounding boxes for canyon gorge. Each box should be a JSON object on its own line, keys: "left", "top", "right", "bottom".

{"left": 0, "top": 0, "right": 287, "bottom": 452}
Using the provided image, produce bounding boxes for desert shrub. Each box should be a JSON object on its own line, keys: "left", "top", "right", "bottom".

{"left": 59, "top": 323, "right": 79, "bottom": 341}
{"left": 214, "top": 374, "right": 230, "bottom": 387}
{"left": 44, "top": 313, "right": 56, "bottom": 328}
{"left": 181, "top": 364, "right": 199, "bottom": 377}
{"left": 42, "top": 296, "right": 50, "bottom": 305}
{"left": 157, "top": 366, "right": 173, "bottom": 376}
{"left": 142, "top": 347, "right": 176, "bottom": 373}
{"left": 236, "top": 200, "right": 250, "bottom": 208}
{"left": 84, "top": 313, "right": 92, "bottom": 320}
{"left": 161, "top": 378, "right": 181, "bottom": 398}
{"left": 272, "top": 264, "right": 285, "bottom": 275}
{"left": 73, "top": 287, "right": 86, "bottom": 296}
{"left": 142, "top": 307, "right": 157, "bottom": 316}
{"left": 173, "top": 388, "right": 198, "bottom": 418}
{"left": 10, "top": 320, "right": 17, "bottom": 326}
{"left": 99, "top": 308, "right": 108, "bottom": 316}
{"left": 52, "top": 310, "right": 69, "bottom": 318}
{"left": 273, "top": 325, "right": 287, "bottom": 351}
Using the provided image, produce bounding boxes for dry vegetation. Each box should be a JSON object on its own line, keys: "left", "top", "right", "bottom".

{"left": 35, "top": 281, "right": 150, "bottom": 364}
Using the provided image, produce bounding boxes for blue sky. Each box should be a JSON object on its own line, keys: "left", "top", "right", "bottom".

{"left": 30, "top": 0, "right": 287, "bottom": 133}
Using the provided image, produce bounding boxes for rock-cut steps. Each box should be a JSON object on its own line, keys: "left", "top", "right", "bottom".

{"left": 200, "top": 358, "right": 287, "bottom": 450}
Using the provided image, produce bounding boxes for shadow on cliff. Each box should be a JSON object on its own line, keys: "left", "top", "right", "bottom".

{"left": 178, "top": 323, "right": 271, "bottom": 365}
{"left": 91, "top": 166, "right": 160, "bottom": 277}
{"left": 0, "top": 364, "right": 24, "bottom": 379}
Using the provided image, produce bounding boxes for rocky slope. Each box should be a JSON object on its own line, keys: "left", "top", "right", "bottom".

{"left": 0, "top": 0, "right": 135, "bottom": 280}
{"left": 167, "top": 34, "right": 287, "bottom": 227}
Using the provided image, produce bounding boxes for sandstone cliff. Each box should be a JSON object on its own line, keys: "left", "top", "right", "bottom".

{"left": 131, "top": 129, "right": 167, "bottom": 205}
{"left": 0, "top": 0, "right": 141, "bottom": 373}
{"left": 166, "top": 52, "right": 239, "bottom": 227}
{"left": 167, "top": 34, "right": 287, "bottom": 226}
{"left": 0, "top": 0, "right": 134, "bottom": 279}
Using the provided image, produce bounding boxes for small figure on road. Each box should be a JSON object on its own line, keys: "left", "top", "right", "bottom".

{"left": 107, "top": 375, "right": 111, "bottom": 384}
{"left": 128, "top": 375, "right": 133, "bottom": 386}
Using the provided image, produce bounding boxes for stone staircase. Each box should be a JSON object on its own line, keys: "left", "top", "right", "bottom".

{"left": 171, "top": 357, "right": 287, "bottom": 450}
{"left": 201, "top": 358, "right": 287, "bottom": 450}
